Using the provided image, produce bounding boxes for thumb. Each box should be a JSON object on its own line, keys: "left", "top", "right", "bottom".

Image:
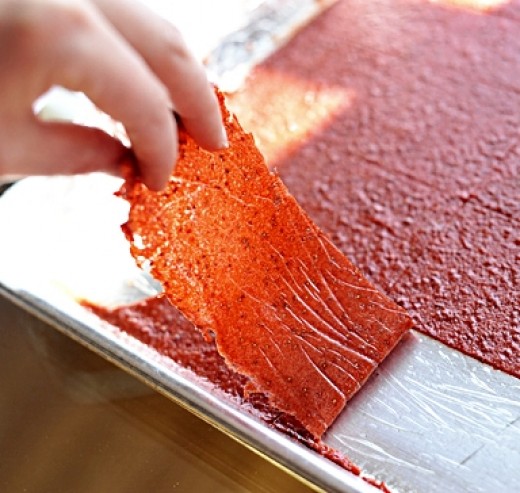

{"left": 5, "top": 120, "right": 131, "bottom": 179}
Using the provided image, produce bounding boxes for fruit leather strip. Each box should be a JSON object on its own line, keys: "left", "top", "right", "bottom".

{"left": 119, "top": 90, "right": 413, "bottom": 438}
{"left": 84, "top": 295, "right": 397, "bottom": 492}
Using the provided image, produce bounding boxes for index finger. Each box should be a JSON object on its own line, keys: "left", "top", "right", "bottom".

{"left": 49, "top": 2, "right": 177, "bottom": 190}
{"left": 91, "top": 0, "right": 227, "bottom": 151}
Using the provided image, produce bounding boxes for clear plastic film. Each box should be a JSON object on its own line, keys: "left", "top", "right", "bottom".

{"left": 326, "top": 330, "right": 520, "bottom": 493}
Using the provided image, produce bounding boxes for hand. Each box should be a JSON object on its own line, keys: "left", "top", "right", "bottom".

{"left": 0, "top": 0, "right": 227, "bottom": 190}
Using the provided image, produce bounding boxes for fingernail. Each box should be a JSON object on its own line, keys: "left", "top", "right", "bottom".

{"left": 220, "top": 127, "right": 229, "bottom": 149}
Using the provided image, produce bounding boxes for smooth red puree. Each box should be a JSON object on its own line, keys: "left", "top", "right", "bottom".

{"left": 228, "top": 0, "right": 520, "bottom": 377}
{"left": 84, "top": 295, "right": 391, "bottom": 492}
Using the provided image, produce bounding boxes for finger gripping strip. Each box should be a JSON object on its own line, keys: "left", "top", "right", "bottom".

{"left": 119, "top": 89, "right": 413, "bottom": 438}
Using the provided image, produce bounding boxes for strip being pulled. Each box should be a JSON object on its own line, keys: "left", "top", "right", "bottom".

{"left": 118, "top": 89, "right": 412, "bottom": 438}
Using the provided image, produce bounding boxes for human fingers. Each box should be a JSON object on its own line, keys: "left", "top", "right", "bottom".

{"left": 26, "top": 1, "right": 178, "bottom": 190}
{"left": 1, "top": 119, "right": 130, "bottom": 179}
{"left": 90, "top": 0, "right": 227, "bottom": 151}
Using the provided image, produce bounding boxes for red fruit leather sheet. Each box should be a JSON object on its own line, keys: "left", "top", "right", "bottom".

{"left": 227, "top": 0, "right": 520, "bottom": 378}
{"left": 84, "top": 294, "right": 394, "bottom": 492}
{"left": 119, "top": 90, "right": 412, "bottom": 438}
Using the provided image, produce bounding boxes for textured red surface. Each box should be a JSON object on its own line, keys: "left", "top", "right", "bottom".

{"left": 228, "top": 0, "right": 520, "bottom": 377}
{"left": 85, "top": 295, "right": 397, "bottom": 492}
{"left": 119, "top": 91, "right": 412, "bottom": 438}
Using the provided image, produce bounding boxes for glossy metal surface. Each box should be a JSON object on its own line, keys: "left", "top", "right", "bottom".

{"left": 0, "top": 296, "right": 313, "bottom": 493}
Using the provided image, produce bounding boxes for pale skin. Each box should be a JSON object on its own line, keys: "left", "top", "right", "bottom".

{"left": 0, "top": 0, "right": 227, "bottom": 190}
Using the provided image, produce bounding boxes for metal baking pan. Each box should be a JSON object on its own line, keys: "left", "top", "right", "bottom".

{"left": 1, "top": 177, "right": 519, "bottom": 493}
{"left": 1, "top": 1, "right": 519, "bottom": 490}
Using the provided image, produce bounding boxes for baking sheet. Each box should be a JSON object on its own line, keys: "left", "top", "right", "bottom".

{"left": 1, "top": 1, "right": 519, "bottom": 490}
{"left": 1, "top": 174, "right": 519, "bottom": 493}
{"left": 0, "top": 174, "right": 373, "bottom": 493}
